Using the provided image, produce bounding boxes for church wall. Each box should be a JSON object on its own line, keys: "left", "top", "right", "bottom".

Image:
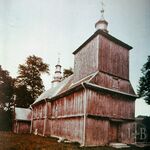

{"left": 120, "top": 122, "right": 135, "bottom": 144}
{"left": 74, "top": 35, "right": 99, "bottom": 82}
{"left": 99, "top": 35, "right": 129, "bottom": 80}
{"left": 44, "top": 119, "right": 51, "bottom": 135}
{"left": 32, "top": 102, "right": 47, "bottom": 135}
{"left": 85, "top": 118, "right": 109, "bottom": 146}
{"left": 32, "top": 119, "right": 44, "bottom": 135}
{"left": 51, "top": 90, "right": 84, "bottom": 117}
{"left": 51, "top": 117, "right": 84, "bottom": 143}
{"left": 48, "top": 90, "right": 85, "bottom": 143}
{"left": 86, "top": 89, "right": 135, "bottom": 119}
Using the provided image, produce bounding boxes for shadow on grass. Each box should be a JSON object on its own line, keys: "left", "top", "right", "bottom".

{"left": 0, "top": 132, "right": 149, "bottom": 150}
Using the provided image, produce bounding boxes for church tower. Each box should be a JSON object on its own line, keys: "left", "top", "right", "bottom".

{"left": 51, "top": 57, "right": 62, "bottom": 88}
{"left": 73, "top": 1, "right": 135, "bottom": 95}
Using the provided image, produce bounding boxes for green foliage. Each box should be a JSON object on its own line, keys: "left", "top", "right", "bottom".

{"left": 0, "top": 65, "right": 14, "bottom": 110}
{"left": 14, "top": 85, "right": 32, "bottom": 108}
{"left": 137, "top": 56, "right": 150, "bottom": 105}
{"left": 63, "top": 67, "right": 73, "bottom": 79}
{"left": 142, "top": 117, "right": 150, "bottom": 142}
{"left": 0, "top": 110, "right": 13, "bottom": 131}
{"left": 15, "top": 55, "right": 49, "bottom": 107}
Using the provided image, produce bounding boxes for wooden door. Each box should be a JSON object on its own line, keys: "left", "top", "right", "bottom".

{"left": 109, "top": 122, "right": 120, "bottom": 142}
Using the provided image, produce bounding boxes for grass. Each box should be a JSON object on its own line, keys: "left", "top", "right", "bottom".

{"left": 0, "top": 132, "right": 149, "bottom": 150}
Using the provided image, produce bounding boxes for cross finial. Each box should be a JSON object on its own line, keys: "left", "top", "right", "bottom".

{"left": 57, "top": 52, "right": 61, "bottom": 64}
{"left": 101, "top": 0, "right": 105, "bottom": 19}
{"left": 95, "top": 0, "right": 108, "bottom": 32}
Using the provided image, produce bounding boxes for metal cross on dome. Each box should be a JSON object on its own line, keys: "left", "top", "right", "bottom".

{"left": 57, "top": 52, "right": 61, "bottom": 64}
{"left": 101, "top": 0, "right": 105, "bottom": 19}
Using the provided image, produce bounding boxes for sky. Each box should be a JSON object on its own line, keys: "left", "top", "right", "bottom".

{"left": 0, "top": 0, "right": 150, "bottom": 116}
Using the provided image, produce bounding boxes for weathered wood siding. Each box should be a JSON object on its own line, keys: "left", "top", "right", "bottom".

{"left": 51, "top": 118, "right": 84, "bottom": 142}
{"left": 120, "top": 122, "right": 135, "bottom": 144}
{"left": 14, "top": 121, "right": 31, "bottom": 134}
{"left": 51, "top": 90, "right": 84, "bottom": 117}
{"left": 85, "top": 118, "right": 109, "bottom": 146}
{"left": 32, "top": 102, "right": 47, "bottom": 135}
{"left": 32, "top": 119, "right": 44, "bottom": 135}
{"left": 99, "top": 35, "right": 129, "bottom": 80}
{"left": 90, "top": 72, "right": 135, "bottom": 95}
{"left": 49, "top": 90, "right": 85, "bottom": 143}
{"left": 74, "top": 35, "right": 99, "bottom": 82}
{"left": 86, "top": 89, "right": 135, "bottom": 119}
{"left": 32, "top": 90, "right": 85, "bottom": 143}
{"left": 74, "top": 34, "right": 129, "bottom": 83}
{"left": 45, "top": 102, "right": 51, "bottom": 135}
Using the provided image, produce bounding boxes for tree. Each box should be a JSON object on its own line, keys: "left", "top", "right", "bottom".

{"left": 142, "top": 117, "right": 150, "bottom": 142}
{"left": 137, "top": 56, "right": 150, "bottom": 104}
{"left": 14, "top": 85, "right": 32, "bottom": 108}
{"left": 0, "top": 66, "right": 14, "bottom": 131}
{"left": 63, "top": 67, "right": 73, "bottom": 79}
{"left": 0, "top": 65, "right": 14, "bottom": 111}
{"left": 15, "top": 55, "right": 49, "bottom": 107}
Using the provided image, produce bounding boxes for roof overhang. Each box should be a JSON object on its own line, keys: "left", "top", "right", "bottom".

{"left": 84, "top": 82, "right": 137, "bottom": 99}
{"left": 32, "top": 81, "right": 137, "bottom": 106}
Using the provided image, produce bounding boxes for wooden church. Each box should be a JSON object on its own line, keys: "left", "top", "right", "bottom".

{"left": 30, "top": 5, "right": 137, "bottom": 147}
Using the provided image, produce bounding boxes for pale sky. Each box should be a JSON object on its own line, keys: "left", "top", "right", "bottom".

{"left": 0, "top": 0, "right": 150, "bottom": 116}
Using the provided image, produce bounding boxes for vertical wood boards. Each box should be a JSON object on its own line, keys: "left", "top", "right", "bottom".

{"left": 51, "top": 90, "right": 84, "bottom": 117}
{"left": 90, "top": 72, "right": 135, "bottom": 95}
{"left": 14, "top": 121, "right": 30, "bottom": 134}
{"left": 51, "top": 118, "right": 84, "bottom": 143}
{"left": 109, "top": 121, "right": 121, "bottom": 143}
{"left": 86, "top": 89, "right": 135, "bottom": 119}
{"left": 99, "top": 35, "right": 129, "bottom": 80}
{"left": 74, "top": 35, "right": 99, "bottom": 82}
{"left": 120, "top": 122, "right": 135, "bottom": 144}
{"left": 74, "top": 34, "right": 130, "bottom": 84}
{"left": 32, "top": 90, "right": 85, "bottom": 143}
{"left": 85, "top": 118, "right": 109, "bottom": 146}
{"left": 32, "top": 102, "right": 47, "bottom": 135}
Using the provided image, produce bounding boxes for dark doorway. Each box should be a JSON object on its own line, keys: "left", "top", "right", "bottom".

{"left": 109, "top": 121, "right": 120, "bottom": 143}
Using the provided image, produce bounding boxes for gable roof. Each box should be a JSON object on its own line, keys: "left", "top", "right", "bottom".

{"left": 32, "top": 75, "right": 74, "bottom": 105}
{"left": 32, "top": 72, "right": 97, "bottom": 105}
{"left": 73, "top": 29, "right": 132, "bottom": 55}
{"left": 15, "top": 107, "right": 31, "bottom": 121}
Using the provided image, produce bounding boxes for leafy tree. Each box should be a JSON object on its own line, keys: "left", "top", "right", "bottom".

{"left": 63, "top": 67, "right": 73, "bottom": 79}
{"left": 137, "top": 56, "right": 150, "bottom": 104}
{"left": 14, "top": 85, "right": 32, "bottom": 108}
{"left": 15, "top": 55, "right": 49, "bottom": 107}
{"left": 0, "top": 66, "right": 14, "bottom": 131}
{"left": 0, "top": 65, "right": 14, "bottom": 111}
{"left": 142, "top": 117, "right": 150, "bottom": 142}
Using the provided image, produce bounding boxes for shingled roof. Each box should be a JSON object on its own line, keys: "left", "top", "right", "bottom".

{"left": 32, "top": 74, "right": 74, "bottom": 105}
{"left": 15, "top": 107, "right": 31, "bottom": 121}
{"left": 32, "top": 72, "right": 97, "bottom": 105}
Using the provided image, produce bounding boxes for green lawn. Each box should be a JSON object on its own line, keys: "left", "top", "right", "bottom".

{"left": 0, "top": 132, "right": 148, "bottom": 150}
